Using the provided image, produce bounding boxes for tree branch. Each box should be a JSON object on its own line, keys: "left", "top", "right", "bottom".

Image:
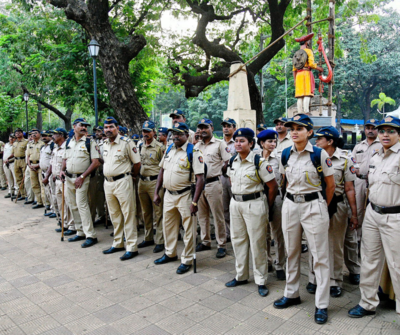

{"left": 47, "top": 0, "right": 88, "bottom": 24}
{"left": 109, "top": 0, "right": 124, "bottom": 12}
{"left": 231, "top": 11, "right": 247, "bottom": 50}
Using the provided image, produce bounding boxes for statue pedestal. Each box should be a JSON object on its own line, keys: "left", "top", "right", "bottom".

{"left": 223, "top": 62, "right": 256, "bottom": 131}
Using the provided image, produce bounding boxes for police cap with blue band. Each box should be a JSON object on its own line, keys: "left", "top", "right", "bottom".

{"left": 257, "top": 123, "right": 267, "bottom": 130}
{"left": 273, "top": 117, "right": 289, "bottom": 124}
{"left": 73, "top": 118, "right": 91, "bottom": 126}
{"left": 142, "top": 120, "right": 156, "bottom": 131}
{"left": 52, "top": 127, "right": 68, "bottom": 137}
{"left": 158, "top": 127, "right": 168, "bottom": 135}
{"left": 169, "top": 109, "right": 185, "bottom": 118}
{"left": 376, "top": 116, "right": 400, "bottom": 128}
{"left": 233, "top": 128, "right": 255, "bottom": 140}
{"left": 198, "top": 118, "right": 213, "bottom": 126}
{"left": 314, "top": 126, "right": 340, "bottom": 139}
{"left": 364, "top": 118, "right": 379, "bottom": 127}
{"left": 221, "top": 118, "right": 237, "bottom": 126}
{"left": 168, "top": 122, "right": 190, "bottom": 133}
{"left": 284, "top": 113, "right": 314, "bottom": 129}
{"left": 104, "top": 116, "right": 118, "bottom": 125}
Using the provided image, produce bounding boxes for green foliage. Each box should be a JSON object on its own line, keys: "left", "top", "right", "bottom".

{"left": 371, "top": 92, "right": 396, "bottom": 111}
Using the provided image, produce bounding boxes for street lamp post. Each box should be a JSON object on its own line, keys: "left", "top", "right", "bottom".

{"left": 259, "top": 35, "right": 271, "bottom": 111}
{"left": 23, "top": 93, "right": 29, "bottom": 133}
{"left": 88, "top": 39, "right": 100, "bottom": 127}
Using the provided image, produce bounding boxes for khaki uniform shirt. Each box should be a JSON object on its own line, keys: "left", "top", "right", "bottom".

{"left": 266, "top": 152, "right": 283, "bottom": 189}
{"left": 330, "top": 148, "right": 356, "bottom": 196}
{"left": 12, "top": 138, "right": 28, "bottom": 158}
{"left": 228, "top": 151, "right": 275, "bottom": 195}
{"left": 279, "top": 141, "right": 334, "bottom": 194}
{"left": 63, "top": 136, "right": 101, "bottom": 174}
{"left": 352, "top": 138, "right": 381, "bottom": 174}
{"left": 195, "top": 136, "right": 231, "bottom": 178}
{"left": 0, "top": 141, "right": 4, "bottom": 158}
{"left": 160, "top": 140, "right": 204, "bottom": 191}
{"left": 4, "top": 143, "right": 13, "bottom": 161}
{"left": 368, "top": 142, "right": 400, "bottom": 207}
{"left": 27, "top": 140, "right": 44, "bottom": 163}
{"left": 39, "top": 142, "right": 53, "bottom": 172}
{"left": 224, "top": 137, "right": 236, "bottom": 156}
{"left": 103, "top": 134, "right": 140, "bottom": 177}
{"left": 52, "top": 142, "right": 65, "bottom": 177}
{"left": 140, "top": 138, "right": 163, "bottom": 177}
{"left": 276, "top": 133, "right": 293, "bottom": 152}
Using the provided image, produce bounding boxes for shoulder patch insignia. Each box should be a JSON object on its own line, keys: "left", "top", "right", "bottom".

{"left": 267, "top": 165, "right": 273, "bottom": 173}
{"left": 225, "top": 147, "right": 230, "bottom": 153}
{"left": 351, "top": 157, "right": 356, "bottom": 164}
{"left": 133, "top": 147, "right": 137, "bottom": 153}
{"left": 326, "top": 158, "right": 333, "bottom": 167}
{"left": 199, "top": 156, "right": 203, "bottom": 163}
{"left": 350, "top": 166, "right": 356, "bottom": 174}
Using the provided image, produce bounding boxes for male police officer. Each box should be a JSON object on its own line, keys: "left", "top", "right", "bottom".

{"left": 3, "top": 135, "right": 16, "bottom": 198}
{"left": 274, "top": 117, "right": 293, "bottom": 152}
{"left": 0, "top": 140, "right": 6, "bottom": 190}
{"left": 61, "top": 118, "right": 101, "bottom": 248}
{"left": 168, "top": 110, "right": 195, "bottom": 144}
{"left": 195, "top": 118, "right": 230, "bottom": 258}
{"left": 138, "top": 121, "right": 165, "bottom": 253}
{"left": 154, "top": 122, "right": 205, "bottom": 274}
{"left": 39, "top": 131, "right": 55, "bottom": 211}
{"left": 158, "top": 127, "right": 168, "bottom": 153}
{"left": 102, "top": 117, "right": 141, "bottom": 260}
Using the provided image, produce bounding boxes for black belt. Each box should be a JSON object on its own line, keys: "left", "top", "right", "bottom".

{"left": 30, "top": 160, "right": 39, "bottom": 164}
{"left": 167, "top": 186, "right": 191, "bottom": 195}
{"left": 371, "top": 202, "right": 400, "bottom": 215}
{"left": 65, "top": 171, "right": 83, "bottom": 178}
{"left": 286, "top": 192, "right": 319, "bottom": 203}
{"left": 233, "top": 192, "right": 263, "bottom": 202}
{"left": 358, "top": 174, "right": 368, "bottom": 180}
{"left": 56, "top": 176, "right": 61, "bottom": 180}
{"left": 336, "top": 194, "right": 344, "bottom": 203}
{"left": 205, "top": 176, "right": 219, "bottom": 184}
{"left": 105, "top": 173, "right": 130, "bottom": 182}
{"left": 15, "top": 156, "right": 25, "bottom": 160}
{"left": 139, "top": 175, "right": 158, "bottom": 181}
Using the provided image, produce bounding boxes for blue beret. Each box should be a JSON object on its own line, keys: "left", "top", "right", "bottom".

{"left": 273, "top": 117, "right": 288, "bottom": 124}
{"left": 198, "top": 118, "right": 213, "bottom": 126}
{"left": 169, "top": 109, "right": 185, "bottom": 118}
{"left": 168, "top": 122, "right": 190, "bottom": 133}
{"left": 377, "top": 116, "right": 400, "bottom": 128}
{"left": 257, "top": 124, "right": 267, "bottom": 130}
{"left": 131, "top": 134, "right": 140, "bottom": 140}
{"left": 158, "top": 127, "right": 168, "bottom": 134}
{"left": 30, "top": 128, "right": 40, "bottom": 133}
{"left": 257, "top": 129, "right": 278, "bottom": 141}
{"left": 315, "top": 126, "right": 340, "bottom": 139}
{"left": 119, "top": 126, "right": 127, "bottom": 134}
{"left": 14, "top": 128, "right": 23, "bottom": 133}
{"left": 142, "top": 120, "right": 156, "bottom": 131}
{"left": 73, "top": 118, "right": 91, "bottom": 126}
{"left": 104, "top": 116, "right": 118, "bottom": 125}
{"left": 285, "top": 114, "right": 314, "bottom": 129}
{"left": 41, "top": 130, "right": 51, "bottom": 136}
{"left": 233, "top": 128, "right": 255, "bottom": 140}
{"left": 364, "top": 118, "right": 379, "bottom": 127}
{"left": 52, "top": 128, "right": 68, "bottom": 136}
{"left": 221, "top": 117, "right": 237, "bottom": 126}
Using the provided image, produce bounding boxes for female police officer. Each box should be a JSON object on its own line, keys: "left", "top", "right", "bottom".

{"left": 273, "top": 114, "right": 335, "bottom": 324}
{"left": 225, "top": 128, "right": 278, "bottom": 297}
{"left": 348, "top": 116, "right": 400, "bottom": 317}
{"left": 308, "top": 126, "right": 358, "bottom": 298}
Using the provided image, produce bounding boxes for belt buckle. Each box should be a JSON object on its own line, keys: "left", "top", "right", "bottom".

{"left": 235, "top": 195, "right": 243, "bottom": 202}
{"left": 145, "top": 176, "right": 151, "bottom": 181}
{"left": 106, "top": 176, "right": 113, "bottom": 182}
{"left": 375, "top": 205, "right": 383, "bottom": 214}
{"left": 169, "top": 190, "right": 178, "bottom": 195}
{"left": 294, "top": 195, "right": 305, "bottom": 203}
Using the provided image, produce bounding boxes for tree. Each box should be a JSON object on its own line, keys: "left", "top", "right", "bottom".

{"left": 371, "top": 92, "right": 396, "bottom": 114}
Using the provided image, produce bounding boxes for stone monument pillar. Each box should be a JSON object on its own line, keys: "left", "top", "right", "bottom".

{"left": 223, "top": 62, "right": 257, "bottom": 131}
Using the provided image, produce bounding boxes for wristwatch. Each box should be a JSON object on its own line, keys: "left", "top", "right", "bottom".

{"left": 80, "top": 175, "right": 85, "bottom": 179}
{"left": 192, "top": 201, "right": 197, "bottom": 206}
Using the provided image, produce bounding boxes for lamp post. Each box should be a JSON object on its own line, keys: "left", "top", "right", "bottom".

{"left": 23, "top": 93, "right": 29, "bottom": 133}
{"left": 88, "top": 39, "right": 100, "bottom": 127}
{"left": 259, "top": 35, "right": 271, "bottom": 111}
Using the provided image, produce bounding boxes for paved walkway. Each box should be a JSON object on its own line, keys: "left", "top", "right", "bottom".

{"left": 0, "top": 195, "right": 398, "bottom": 335}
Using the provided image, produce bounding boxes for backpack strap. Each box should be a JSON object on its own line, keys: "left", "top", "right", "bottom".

{"left": 85, "top": 137, "right": 91, "bottom": 155}
{"left": 281, "top": 146, "right": 292, "bottom": 170}
{"left": 309, "top": 146, "right": 326, "bottom": 200}
{"left": 254, "top": 154, "right": 262, "bottom": 182}
{"left": 66, "top": 137, "right": 71, "bottom": 149}
{"left": 228, "top": 154, "right": 238, "bottom": 170}
{"left": 50, "top": 142, "right": 55, "bottom": 151}
{"left": 186, "top": 143, "right": 194, "bottom": 182}
{"left": 139, "top": 143, "right": 143, "bottom": 154}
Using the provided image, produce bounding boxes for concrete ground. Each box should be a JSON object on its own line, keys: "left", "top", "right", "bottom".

{"left": 0, "top": 194, "right": 399, "bottom": 335}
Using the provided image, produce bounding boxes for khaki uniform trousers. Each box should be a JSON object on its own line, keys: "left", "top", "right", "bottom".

{"left": 0, "top": 159, "right": 6, "bottom": 188}
{"left": 359, "top": 205, "right": 400, "bottom": 314}
{"left": 139, "top": 179, "right": 164, "bottom": 245}
{"left": 30, "top": 169, "right": 43, "bottom": 205}
{"left": 163, "top": 190, "right": 194, "bottom": 265}
{"left": 42, "top": 175, "right": 55, "bottom": 212}
{"left": 230, "top": 197, "right": 269, "bottom": 285}
{"left": 221, "top": 175, "right": 232, "bottom": 238}
{"left": 39, "top": 173, "right": 49, "bottom": 207}
{"left": 14, "top": 159, "right": 26, "bottom": 197}
{"left": 25, "top": 167, "right": 34, "bottom": 201}
{"left": 4, "top": 162, "right": 16, "bottom": 195}
{"left": 66, "top": 176, "right": 96, "bottom": 238}
{"left": 50, "top": 177, "right": 59, "bottom": 214}
{"left": 104, "top": 175, "right": 138, "bottom": 252}
{"left": 198, "top": 180, "right": 226, "bottom": 248}
{"left": 269, "top": 195, "right": 286, "bottom": 271}
{"left": 354, "top": 178, "right": 367, "bottom": 239}
{"left": 282, "top": 197, "right": 330, "bottom": 309}
{"left": 55, "top": 179, "right": 74, "bottom": 230}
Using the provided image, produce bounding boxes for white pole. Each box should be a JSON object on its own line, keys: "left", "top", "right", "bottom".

{"left": 285, "top": 43, "right": 288, "bottom": 117}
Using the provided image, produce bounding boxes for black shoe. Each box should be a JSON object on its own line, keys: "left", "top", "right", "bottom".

{"left": 271, "top": 239, "right": 275, "bottom": 247}
{"left": 81, "top": 238, "right": 98, "bottom": 248}
{"left": 176, "top": 263, "right": 191, "bottom": 274}
{"left": 24, "top": 200, "right": 34, "bottom": 205}
{"left": 32, "top": 201, "right": 37, "bottom": 205}
{"left": 55, "top": 228, "right": 63, "bottom": 233}
{"left": 315, "top": 308, "right": 328, "bottom": 324}
{"left": 4, "top": 193, "right": 11, "bottom": 198}
{"left": 276, "top": 270, "right": 286, "bottom": 281}
{"left": 348, "top": 304, "right": 376, "bottom": 318}
{"left": 273, "top": 296, "right": 301, "bottom": 309}
{"left": 94, "top": 217, "right": 106, "bottom": 226}
{"left": 178, "top": 233, "right": 182, "bottom": 241}
{"left": 349, "top": 273, "right": 360, "bottom": 285}
{"left": 64, "top": 230, "right": 77, "bottom": 236}
{"left": 120, "top": 251, "right": 138, "bottom": 261}
{"left": 45, "top": 205, "right": 51, "bottom": 210}
{"left": 48, "top": 213, "right": 57, "bottom": 218}
{"left": 32, "top": 204, "right": 44, "bottom": 209}
{"left": 110, "top": 232, "right": 114, "bottom": 237}
{"left": 330, "top": 286, "right": 342, "bottom": 298}
{"left": 226, "top": 236, "right": 231, "bottom": 243}
{"left": 306, "top": 282, "right": 317, "bottom": 294}
{"left": 153, "top": 244, "right": 165, "bottom": 253}
{"left": 211, "top": 233, "right": 216, "bottom": 240}
{"left": 103, "top": 247, "right": 125, "bottom": 254}
{"left": 216, "top": 248, "right": 226, "bottom": 258}
{"left": 138, "top": 240, "right": 155, "bottom": 248}
{"left": 258, "top": 285, "right": 269, "bottom": 297}
{"left": 44, "top": 212, "right": 54, "bottom": 217}
{"left": 301, "top": 244, "right": 308, "bottom": 253}
{"left": 11, "top": 195, "right": 17, "bottom": 200}
{"left": 196, "top": 243, "right": 211, "bottom": 252}
{"left": 268, "top": 265, "right": 273, "bottom": 273}
{"left": 17, "top": 197, "right": 25, "bottom": 201}
{"left": 1, "top": 187, "right": 7, "bottom": 191}
{"left": 68, "top": 235, "right": 86, "bottom": 242}
{"left": 154, "top": 254, "right": 178, "bottom": 265}
{"left": 225, "top": 278, "right": 248, "bottom": 287}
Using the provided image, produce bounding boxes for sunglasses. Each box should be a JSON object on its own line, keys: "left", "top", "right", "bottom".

{"left": 378, "top": 129, "right": 397, "bottom": 135}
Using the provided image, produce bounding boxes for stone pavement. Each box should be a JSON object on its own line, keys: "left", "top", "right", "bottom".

{"left": 0, "top": 195, "right": 399, "bottom": 335}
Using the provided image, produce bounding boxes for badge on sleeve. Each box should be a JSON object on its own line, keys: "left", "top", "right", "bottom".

{"left": 225, "top": 147, "right": 230, "bottom": 153}
{"left": 351, "top": 157, "right": 356, "bottom": 164}
{"left": 350, "top": 166, "right": 356, "bottom": 174}
{"left": 199, "top": 156, "right": 203, "bottom": 163}
{"left": 325, "top": 158, "right": 332, "bottom": 167}
{"left": 267, "top": 165, "right": 273, "bottom": 174}
{"left": 133, "top": 147, "right": 137, "bottom": 153}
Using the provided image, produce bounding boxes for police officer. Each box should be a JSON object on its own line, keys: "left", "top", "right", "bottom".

{"left": 61, "top": 118, "right": 101, "bottom": 248}
{"left": 24, "top": 132, "right": 35, "bottom": 204}
{"left": 273, "top": 114, "right": 335, "bottom": 325}
{"left": 308, "top": 126, "right": 358, "bottom": 298}
{"left": 39, "top": 131, "right": 55, "bottom": 211}
{"left": 158, "top": 127, "right": 168, "bottom": 153}
{"left": 6, "top": 128, "right": 28, "bottom": 201}
{"left": 348, "top": 116, "right": 400, "bottom": 317}
{"left": 195, "top": 118, "right": 230, "bottom": 258}
{"left": 225, "top": 128, "right": 278, "bottom": 297}
{"left": 0, "top": 139, "right": 6, "bottom": 190}
{"left": 257, "top": 129, "right": 286, "bottom": 280}
{"left": 153, "top": 122, "right": 205, "bottom": 274}
{"left": 253, "top": 124, "right": 266, "bottom": 155}
{"left": 221, "top": 118, "right": 236, "bottom": 242}
{"left": 131, "top": 134, "right": 140, "bottom": 145}
{"left": 102, "top": 117, "right": 141, "bottom": 260}
{"left": 3, "top": 135, "right": 16, "bottom": 198}
{"left": 168, "top": 110, "right": 195, "bottom": 144}
{"left": 274, "top": 117, "right": 293, "bottom": 152}
{"left": 137, "top": 121, "right": 165, "bottom": 253}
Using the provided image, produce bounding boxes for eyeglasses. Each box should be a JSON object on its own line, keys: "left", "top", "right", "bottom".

{"left": 378, "top": 129, "right": 397, "bottom": 135}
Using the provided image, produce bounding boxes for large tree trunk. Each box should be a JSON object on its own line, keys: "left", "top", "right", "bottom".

{"left": 247, "top": 72, "right": 264, "bottom": 124}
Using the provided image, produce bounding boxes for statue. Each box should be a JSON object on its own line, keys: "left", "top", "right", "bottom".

{"left": 292, "top": 33, "right": 323, "bottom": 114}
